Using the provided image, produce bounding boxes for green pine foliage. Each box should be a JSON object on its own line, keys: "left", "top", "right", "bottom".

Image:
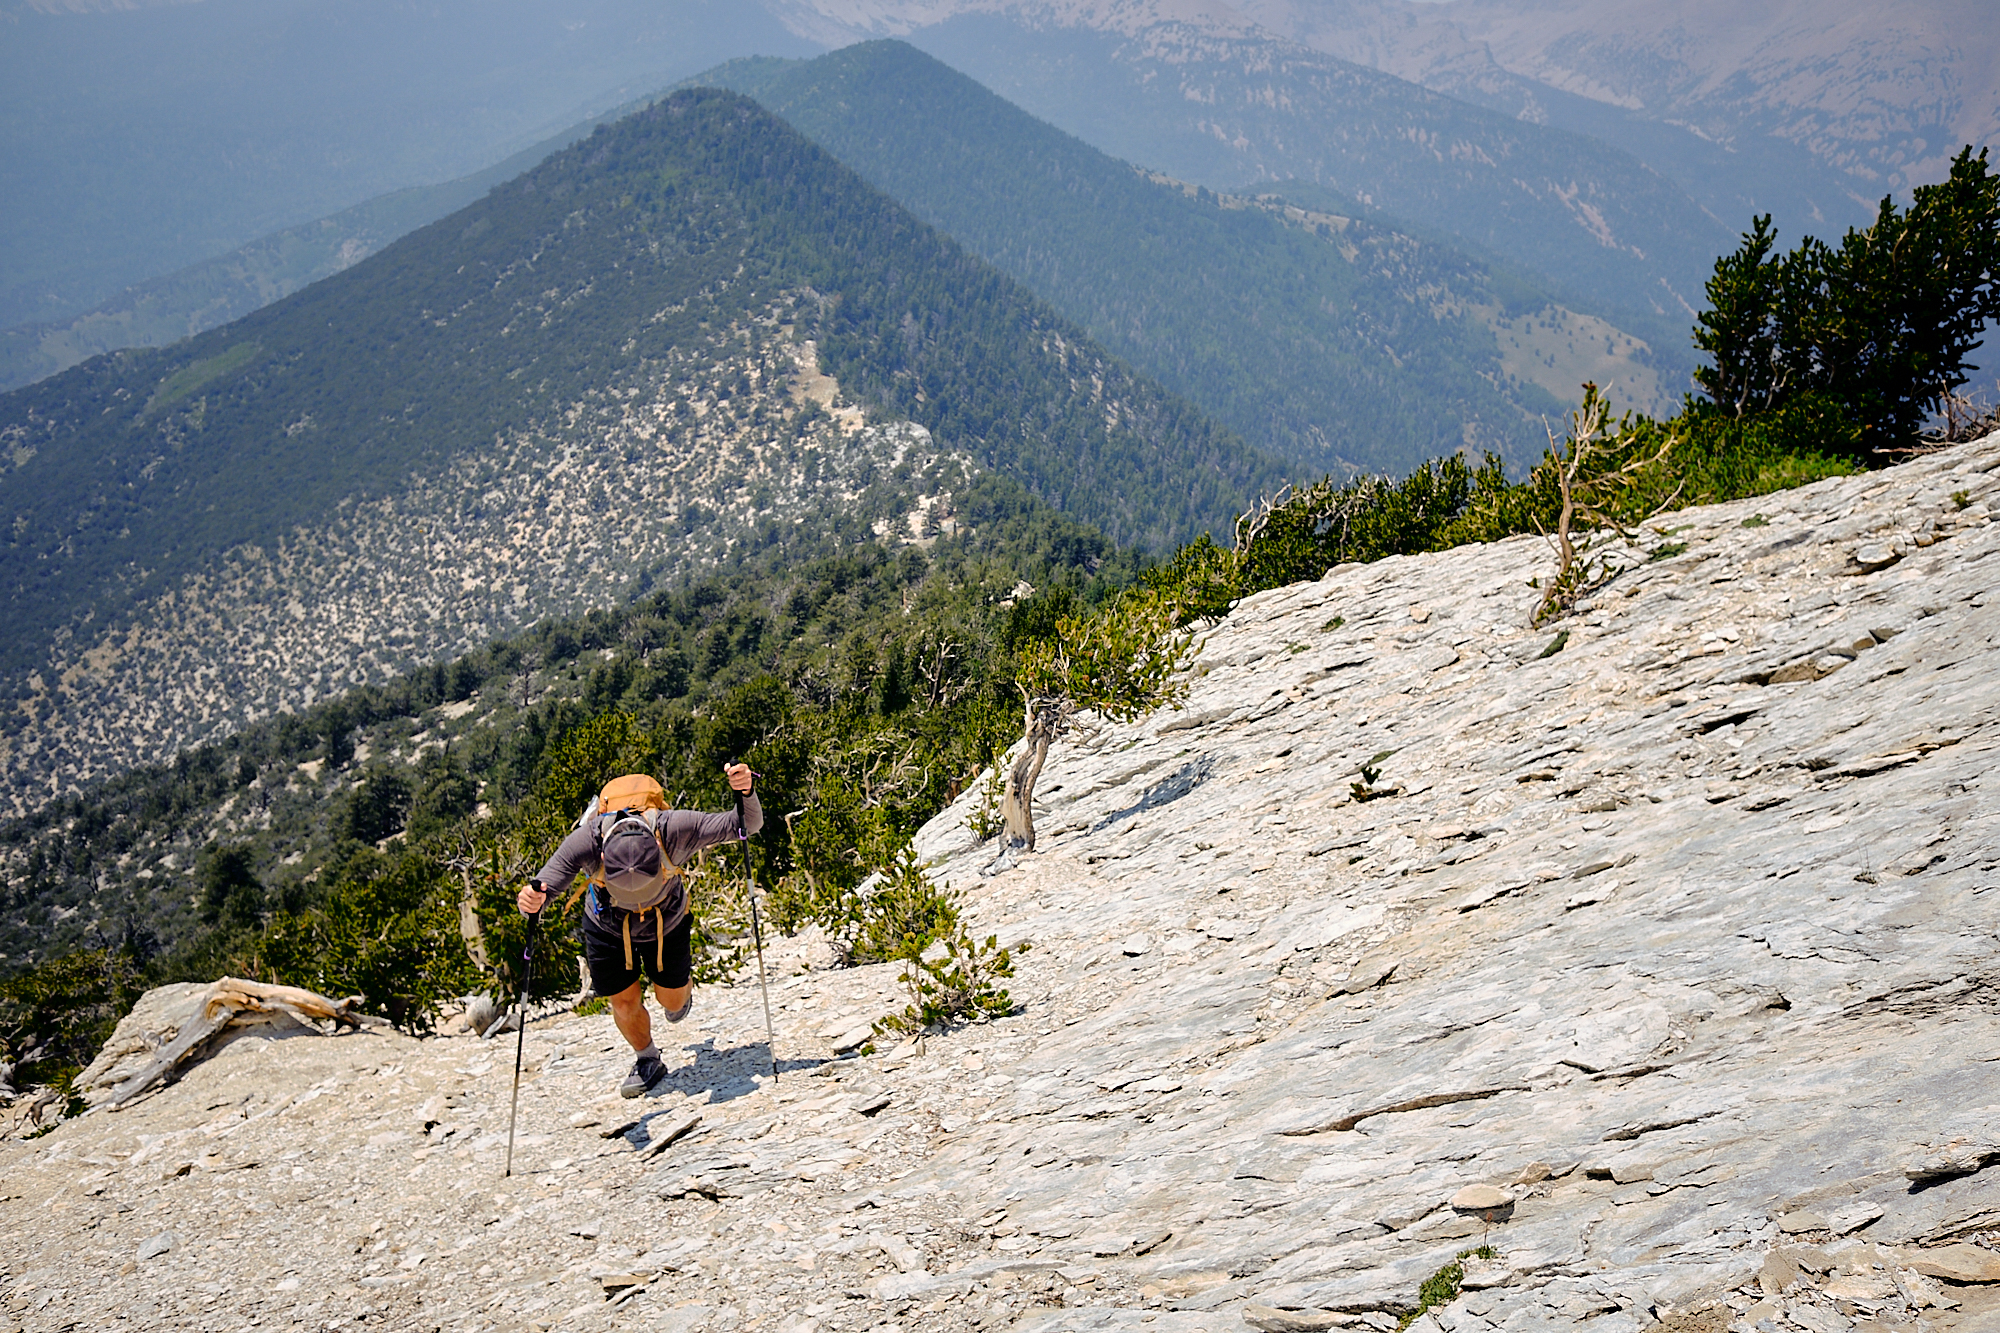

{"left": 258, "top": 849, "right": 482, "bottom": 1035}
{"left": 0, "top": 947, "right": 143, "bottom": 1110}
{"left": 1143, "top": 386, "right": 1863, "bottom": 622}
{"left": 1692, "top": 146, "right": 2000, "bottom": 450}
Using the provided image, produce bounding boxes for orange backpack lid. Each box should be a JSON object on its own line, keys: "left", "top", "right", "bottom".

{"left": 598, "top": 773, "right": 667, "bottom": 813}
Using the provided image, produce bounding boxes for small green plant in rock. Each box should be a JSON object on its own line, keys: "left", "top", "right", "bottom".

{"left": 874, "top": 928, "right": 1017, "bottom": 1039}
{"left": 1647, "top": 542, "right": 1688, "bottom": 561}
{"left": 1321, "top": 616, "right": 1345, "bottom": 632}
{"left": 1740, "top": 513, "right": 1770, "bottom": 528}
{"left": 1397, "top": 1246, "right": 1499, "bottom": 1330}
{"left": 1537, "top": 629, "right": 1570, "bottom": 659}
{"left": 0, "top": 948, "right": 145, "bottom": 1104}
{"left": 1350, "top": 749, "right": 1397, "bottom": 802}
{"left": 1954, "top": 489, "right": 1973, "bottom": 510}
{"left": 806, "top": 846, "right": 961, "bottom": 968}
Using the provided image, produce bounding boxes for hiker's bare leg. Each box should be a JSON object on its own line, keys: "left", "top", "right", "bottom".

{"left": 655, "top": 981, "right": 691, "bottom": 1014}
{"left": 608, "top": 980, "right": 652, "bottom": 1053}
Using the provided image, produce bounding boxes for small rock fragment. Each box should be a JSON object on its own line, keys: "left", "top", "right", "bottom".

{"left": 1822, "top": 1273, "right": 1896, "bottom": 1301}
{"left": 1895, "top": 1267, "right": 1959, "bottom": 1309}
{"left": 1850, "top": 542, "right": 1902, "bottom": 572}
{"left": 1512, "top": 1161, "right": 1552, "bottom": 1185}
{"left": 595, "top": 1270, "right": 650, "bottom": 1291}
{"left": 1826, "top": 1201, "right": 1883, "bottom": 1235}
{"left": 136, "top": 1232, "right": 176, "bottom": 1262}
{"left": 1904, "top": 1125, "right": 2000, "bottom": 1181}
{"left": 831, "top": 1025, "right": 875, "bottom": 1055}
{"left": 1759, "top": 1252, "right": 1801, "bottom": 1295}
{"left": 1338, "top": 956, "right": 1400, "bottom": 994}
{"left": 1121, "top": 934, "right": 1154, "bottom": 957}
{"left": 1901, "top": 1242, "right": 2000, "bottom": 1284}
{"left": 464, "top": 995, "right": 499, "bottom": 1035}
{"left": 636, "top": 1112, "right": 702, "bottom": 1160}
{"left": 1449, "top": 1184, "right": 1514, "bottom": 1214}
{"left": 1782, "top": 1301, "right": 1850, "bottom": 1333}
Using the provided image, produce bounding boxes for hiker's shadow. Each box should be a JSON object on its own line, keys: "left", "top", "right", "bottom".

{"left": 651, "top": 1037, "right": 821, "bottom": 1104}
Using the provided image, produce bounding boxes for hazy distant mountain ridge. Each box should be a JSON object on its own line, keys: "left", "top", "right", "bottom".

{"left": 0, "top": 90, "right": 658, "bottom": 393}
{"left": 776, "top": 0, "right": 1734, "bottom": 322}
{"left": 1235, "top": 0, "right": 1999, "bottom": 229}
{"left": 702, "top": 41, "right": 1658, "bottom": 477}
{"left": 1438, "top": 0, "right": 2000, "bottom": 193}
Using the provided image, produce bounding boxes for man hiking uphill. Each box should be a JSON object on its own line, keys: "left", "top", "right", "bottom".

{"left": 516, "top": 763, "right": 761, "bottom": 1098}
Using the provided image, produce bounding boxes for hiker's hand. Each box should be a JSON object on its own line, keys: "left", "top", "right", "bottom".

{"left": 725, "top": 763, "right": 754, "bottom": 795}
{"left": 517, "top": 884, "right": 547, "bottom": 916}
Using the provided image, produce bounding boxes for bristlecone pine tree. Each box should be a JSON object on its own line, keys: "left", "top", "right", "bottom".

{"left": 1003, "top": 591, "right": 1196, "bottom": 850}
{"left": 1693, "top": 145, "right": 2000, "bottom": 450}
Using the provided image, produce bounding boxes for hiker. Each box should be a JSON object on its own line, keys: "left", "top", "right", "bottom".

{"left": 516, "top": 764, "right": 761, "bottom": 1097}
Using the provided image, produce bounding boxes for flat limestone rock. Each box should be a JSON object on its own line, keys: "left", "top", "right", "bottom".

{"left": 76, "top": 977, "right": 375, "bottom": 1109}
{"left": 1449, "top": 1184, "right": 1514, "bottom": 1212}
{"left": 1902, "top": 1243, "right": 2000, "bottom": 1284}
{"left": 72, "top": 982, "right": 211, "bottom": 1092}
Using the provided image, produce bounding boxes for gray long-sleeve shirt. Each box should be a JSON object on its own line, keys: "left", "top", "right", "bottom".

{"left": 534, "top": 794, "right": 762, "bottom": 936}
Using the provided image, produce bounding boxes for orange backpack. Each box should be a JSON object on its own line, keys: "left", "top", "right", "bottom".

{"left": 595, "top": 773, "right": 667, "bottom": 815}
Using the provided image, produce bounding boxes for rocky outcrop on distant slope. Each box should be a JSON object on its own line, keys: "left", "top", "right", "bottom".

{"left": 3, "top": 342, "right": 956, "bottom": 810}
{"left": 5, "top": 433, "right": 2000, "bottom": 1333}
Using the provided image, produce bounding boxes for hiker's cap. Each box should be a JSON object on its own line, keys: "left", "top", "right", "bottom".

{"left": 600, "top": 822, "right": 666, "bottom": 894}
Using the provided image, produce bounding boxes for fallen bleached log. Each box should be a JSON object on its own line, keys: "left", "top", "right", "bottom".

{"left": 77, "top": 978, "right": 382, "bottom": 1111}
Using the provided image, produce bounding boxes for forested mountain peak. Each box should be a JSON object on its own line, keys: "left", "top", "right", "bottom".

{"left": 0, "top": 86, "right": 1273, "bottom": 811}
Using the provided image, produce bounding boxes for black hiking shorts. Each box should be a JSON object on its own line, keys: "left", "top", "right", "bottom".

{"left": 581, "top": 907, "right": 693, "bottom": 997}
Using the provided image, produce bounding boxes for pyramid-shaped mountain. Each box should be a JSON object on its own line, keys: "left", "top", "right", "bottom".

{"left": 0, "top": 88, "right": 1277, "bottom": 803}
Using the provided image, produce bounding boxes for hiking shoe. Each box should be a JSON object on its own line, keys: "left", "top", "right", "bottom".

{"left": 620, "top": 1052, "right": 667, "bottom": 1099}
{"left": 663, "top": 990, "right": 694, "bottom": 1024}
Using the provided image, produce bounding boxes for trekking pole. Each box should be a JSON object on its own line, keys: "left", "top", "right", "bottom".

{"left": 504, "top": 903, "right": 541, "bottom": 1179}
{"left": 734, "top": 778, "right": 779, "bottom": 1083}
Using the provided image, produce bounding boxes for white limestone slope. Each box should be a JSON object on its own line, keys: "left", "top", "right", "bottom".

{"left": 4, "top": 433, "right": 1999, "bottom": 1333}
{"left": 901, "top": 429, "right": 2000, "bottom": 1330}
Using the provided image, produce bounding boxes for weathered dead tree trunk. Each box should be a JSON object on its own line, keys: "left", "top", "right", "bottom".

{"left": 89, "top": 979, "right": 374, "bottom": 1111}
{"left": 1001, "top": 694, "right": 1068, "bottom": 851}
